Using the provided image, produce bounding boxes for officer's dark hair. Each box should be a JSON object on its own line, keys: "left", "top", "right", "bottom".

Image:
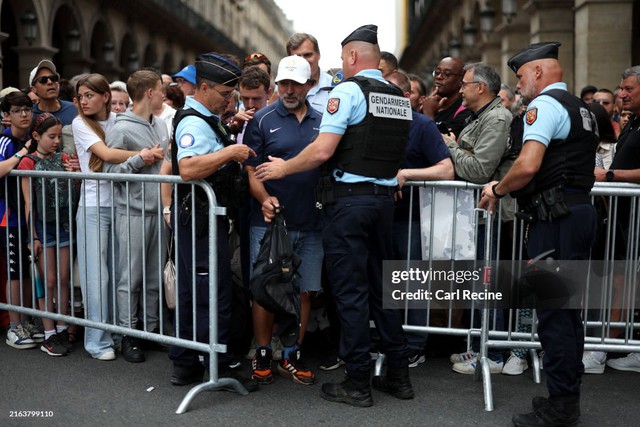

{"left": 387, "top": 71, "right": 411, "bottom": 94}
{"left": 463, "top": 62, "right": 501, "bottom": 95}
{"left": 380, "top": 51, "right": 398, "bottom": 70}
{"left": 407, "top": 74, "right": 426, "bottom": 96}
{"left": 1, "top": 91, "right": 32, "bottom": 113}
{"left": 286, "top": 33, "right": 320, "bottom": 55}
{"left": 621, "top": 66, "right": 640, "bottom": 83}
{"left": 238, "top": 66, "right": 271, "bottom": 92}
{"left": 126, "top": 68, "right": 162, "bottom": 102}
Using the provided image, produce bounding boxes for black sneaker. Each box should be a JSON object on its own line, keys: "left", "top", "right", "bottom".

{"left": 227, "top": 357, "right": 242, "bottom": 370}
{"left": 219, "top": 366, "right": 259, "bottom": 393}
{"left": 171, "top": 364, "right": 205, "bottom": 386}
{"left": 408, "top": 349, "right": 425, "bottom": 368}
{"left": 319, "top": 352, "right": 345, "bottom": 371}
{"left": 40, "top": 334, "right": 68, "bottom": 357}
{"left": 321, "top": 376, "right": 373, "bottom": 407}
{"left": 251, "top": 347, "right": 274, "bottom": 385}
{"left": 56, "top": 329, "right": 74, "bottom": 352}
{"left": 121, "top": 336, "right": 145, "bottom": 363}
{"left": 278, "top": 348, "right": 316, "bottom": 385}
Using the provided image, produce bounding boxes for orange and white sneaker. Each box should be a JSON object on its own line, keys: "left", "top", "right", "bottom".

{"left": 251, "top": 347, "right": 274, "bottom": 385}
{"left": 277, "top": 348, "right": 316, "bottom": 385}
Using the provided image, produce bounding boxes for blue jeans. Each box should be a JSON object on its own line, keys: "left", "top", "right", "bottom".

{"left": 77, "top": 206, "right": 117, "bottom": 358}
{"left": 250, "top": 226, "right": 323, "bottom": 292}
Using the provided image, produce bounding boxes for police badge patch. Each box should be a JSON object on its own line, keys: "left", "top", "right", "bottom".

{"left": 525, "top": 107, "right": 538, "bottom": 125}
{"left": 327, "top": 98, "right": 340, "bottom": 114}
{"left": 179, "top": 133, "right": 195, "bottom": 148}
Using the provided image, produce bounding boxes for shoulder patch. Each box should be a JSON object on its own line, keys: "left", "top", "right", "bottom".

{"left": 178, "top": 133, "right": 195, "bottom": 148}
{"left": 327, "top": 98, "right": 340, "bottom": 114}
{"left": 525, "top": 107, "right": 538, "bottom": 125}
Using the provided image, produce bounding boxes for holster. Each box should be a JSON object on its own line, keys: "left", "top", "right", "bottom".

{"left": 516, "top": 185, "right": 572, "bottom": 223}
{"left": 315, "top": 172, "right": 336, "bottom": 209}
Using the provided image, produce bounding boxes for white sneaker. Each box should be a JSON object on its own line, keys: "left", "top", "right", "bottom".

{"left": 606, "top": 353, "right": 640, "bottom": 373}
{"left": 244, "top": 337, "right": 257, "bottom": 360}
{"left": 452, "top": 357, "right": 503, "bottom": 374}
{"left": 6, "top": 325, "right": 37, "bottom": 349}
{"left": 502, "top": 355, "right": 529, "bottom": 375}
{"left": 96, "top": 349, "right": 116, "bottom": 361}
{"left": 582, "top": 351, "right": 606, "bottom": 374}
{"left": 449, "top": 350, "right": 477, "bottom": 364}
{"left": 271, "top": 336, "right": 283, "bottom": 361}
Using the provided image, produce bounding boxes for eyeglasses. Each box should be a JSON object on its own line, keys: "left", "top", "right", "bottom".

{"left": 433, "top": 69, "right": 464, "bottom": 78}
{"left": 245, "top": 53, "right": 268, "bottom": 62}
{"left": 212, "top": 86, "right": 236, "bottom": 100}
{"left": 459, "top": 80, "right": 482, "bottom": 88}
{"left": 9, "top": 107, "right": 32, "bottom": 115}
{"left": 34, "top": 74, "right": 60, "bottom": 85}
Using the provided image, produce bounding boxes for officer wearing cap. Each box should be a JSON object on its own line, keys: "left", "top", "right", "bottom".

{"left": 479, "top": 42, "right": 597, "bottom": 426}
{"left": 168, "top": 52, "right": 257, "bottom": 391}
{"left": 255, "top": 25, "right": 414, "bottom": 407}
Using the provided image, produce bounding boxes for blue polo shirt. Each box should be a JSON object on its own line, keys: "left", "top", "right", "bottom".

{"left": 523, "top": 82, "right": 571, "bottom": 146}
{"left": 396, "top": 111, "right": 451, "bottom": 222}
{"left": 175, "top": 96, "right": 225, "bottom": 161}
{"left": 244, "top": 99, "right": 322, "bottom": 230}
{"left": 320, "top": 69, "right": 400, "bottom": 186}
{"left": 33, "top": 100, "right": 77, "bottom": 126}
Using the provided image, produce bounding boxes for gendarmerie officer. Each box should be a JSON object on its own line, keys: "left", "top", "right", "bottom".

{"left": 479, "top": 42, "right": 597, "bottom": 426}
{"left": 168, "top": 53, "right": 257, "bottom": 390}
{"left": 255, "top": 24, "right": 414, "bottom": 407}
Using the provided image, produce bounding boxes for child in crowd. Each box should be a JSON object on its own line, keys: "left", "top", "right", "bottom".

{"left": 18, "top": 113, "right": 77, "bottom": 356}
{"left": 1, "top": 92, "right": 39, "bottom": 349}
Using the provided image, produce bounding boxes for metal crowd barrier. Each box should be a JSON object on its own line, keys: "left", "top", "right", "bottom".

{"left": 401, "top": 180, "right": 640, "bottom": 411}
{"left": 0, "top": 169, "right": 244, "bottom": 414}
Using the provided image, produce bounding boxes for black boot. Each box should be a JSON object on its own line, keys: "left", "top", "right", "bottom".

{"left": 372, "top": 366, "right": 415, "bottom": 399}
{"left": 320, "top": 376, "right": 373, "bottom": 407}
{"left": 513, "top": 395, "right": 580, "bottom": 427}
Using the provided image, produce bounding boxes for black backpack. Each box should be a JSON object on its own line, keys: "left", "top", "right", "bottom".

{"left": 250, "top": 208, "right": 301, "bottom": 345}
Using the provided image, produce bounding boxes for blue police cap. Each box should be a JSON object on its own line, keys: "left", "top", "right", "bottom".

{"left": 195, "top": 53, "right": 242, "bottom": 86}
{"left": 507, "top": 42, "right": 561, "bottom": 74}
{"left": 341, "top": 24, "right": 378, "bottom": 47}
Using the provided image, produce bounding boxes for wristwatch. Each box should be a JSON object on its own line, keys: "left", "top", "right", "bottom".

{"left": 163, "top": 206, "right": 171, "bottom": 215}
{"left": 491, "top": 183, "right": 504, "bottom": 199}
{"left": 605, "top": 170, "right": 615, "bottom": 182}
{"left": 14, "top": 152, "right": 23, "bottom": 160}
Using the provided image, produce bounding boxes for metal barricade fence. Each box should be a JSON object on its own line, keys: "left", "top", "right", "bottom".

{"left": 0, "top": 168, "right": 244, "bottom": 414}
{"left": 401, "top": 180, "right": 640, "bottom": 411}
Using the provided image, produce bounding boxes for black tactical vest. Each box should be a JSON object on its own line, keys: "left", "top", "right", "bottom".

{"left": 171, "top": 107, "right": 245, "bottom": 209}
{"left": 513, "top": 89, "right": 597, "bottom": 200}
{"left": 331, "top": 76, "right": 411, "bottom": 179}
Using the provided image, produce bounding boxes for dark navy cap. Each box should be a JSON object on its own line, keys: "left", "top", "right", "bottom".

{"left": 507, "top": 42, "right": 561, "bottom": 73}
{"left": 341, "top": 24, "right": 378, "bottom": 47}
{"left": 195, "top": 53, "right": 242, "bottom": 86}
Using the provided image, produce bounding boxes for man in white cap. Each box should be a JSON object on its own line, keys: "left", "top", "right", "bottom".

{"left": 244, "top": 55, "right": 323, "bottom": 387}
{"left": 29, "top": 60, "right": 77, "bottom": 124}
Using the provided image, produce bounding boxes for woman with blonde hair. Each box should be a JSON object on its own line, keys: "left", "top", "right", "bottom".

{"left": 72, "top": 73, "right": 160, "bottom": 360}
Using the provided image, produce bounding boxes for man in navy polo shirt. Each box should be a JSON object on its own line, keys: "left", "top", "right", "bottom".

{"left": 244, "top": 55, "right": 323, "bottom": 386}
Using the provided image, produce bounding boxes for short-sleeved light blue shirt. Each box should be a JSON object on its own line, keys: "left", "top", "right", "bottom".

{"left": 522, "top": 82, "right": 571, "bottom": 147}
{"left": 320, "top": 69, "right": 397, "bottom": 186}
{"left": 175, "top": 96, "right": 225, "bottom": 162}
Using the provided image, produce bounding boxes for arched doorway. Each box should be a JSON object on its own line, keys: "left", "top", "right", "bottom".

{"left": 51, "top": 3, "right": 82, "bottom": 79}
{"left": 1, "top": 1, "right": 20, "bottom": 88}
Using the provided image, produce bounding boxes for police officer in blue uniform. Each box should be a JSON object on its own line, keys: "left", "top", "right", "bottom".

{"left": 168, "top": 52, "right": 257, "bottom": 391}
{"left": 480, "top": 42, "right": 597, "bottom": 426}
{"left": 255, "top": 25, "right": 414, "bottom": 407}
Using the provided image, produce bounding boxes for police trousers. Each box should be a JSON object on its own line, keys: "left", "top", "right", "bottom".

{"left": 168, "top": 211, "right": 233, "bottom": 368}
{"left": 323, "top": 193, "right": 409, "bottom": 380}
{"left": 526, "top": 203, "right": 597, "bottom": 397}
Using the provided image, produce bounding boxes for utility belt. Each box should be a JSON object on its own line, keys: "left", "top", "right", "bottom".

{"left": 315, "top": 175, "right": 396, "bottom": 209}
{"left": 516, "top": 185, "right": 590, "bottom": 223}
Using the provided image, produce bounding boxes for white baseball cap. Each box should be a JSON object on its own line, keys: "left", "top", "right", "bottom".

{"left": 275, "top": 55, "right": 311, "bottom": 84}
{"left": 28, "top": 60, "right": 57, "bottom": 86}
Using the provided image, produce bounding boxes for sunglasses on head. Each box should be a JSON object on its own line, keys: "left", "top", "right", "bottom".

{"left": 34, "top": 74, "right": 60, "bottom": 85}
{"left": 244, "top": 53, "right": 268, "bottom": 62}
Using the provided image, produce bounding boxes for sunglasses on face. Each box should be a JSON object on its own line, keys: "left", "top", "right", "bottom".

{"left": 34, "top": 74, "right": 60, "bottom": 85}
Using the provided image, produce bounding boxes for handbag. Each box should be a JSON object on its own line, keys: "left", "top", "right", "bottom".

{"left": 164, "top": 236, "right": 176, "bottom": 310}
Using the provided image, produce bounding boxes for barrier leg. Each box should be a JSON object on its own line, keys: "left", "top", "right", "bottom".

{"left": 176, "top": 377, "right": 248, "bottom": 414}
{"left": 530, "top": 348, "right": 542, "bottom": 384}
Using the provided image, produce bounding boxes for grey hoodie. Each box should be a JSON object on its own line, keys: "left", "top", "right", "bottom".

{"left": 104, "top": 110, "right": 169, "bottom": 214}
